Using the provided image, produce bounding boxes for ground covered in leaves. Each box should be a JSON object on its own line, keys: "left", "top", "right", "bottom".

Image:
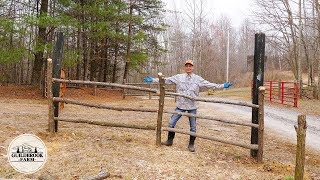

{"left": 0, "top": 85, "right": 319, "bottom": 179}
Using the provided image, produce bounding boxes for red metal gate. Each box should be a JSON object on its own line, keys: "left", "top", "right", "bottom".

{"left": 252, "top": 81, "right": 299, "bottom": 107}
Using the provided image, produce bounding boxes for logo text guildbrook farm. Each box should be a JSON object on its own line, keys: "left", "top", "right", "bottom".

{"left": 8, "top": 134, "right": 47, "bottom": 174}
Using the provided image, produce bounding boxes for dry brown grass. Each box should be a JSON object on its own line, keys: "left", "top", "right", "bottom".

{"left": 0, "top": 85, "right": 319, "bottom": 179}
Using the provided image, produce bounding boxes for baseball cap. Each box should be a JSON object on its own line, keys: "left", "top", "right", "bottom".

{"left": 185, "top": 60, "right": 194, "bottom": 66}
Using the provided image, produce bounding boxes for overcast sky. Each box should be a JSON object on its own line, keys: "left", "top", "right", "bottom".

{"left": 162, "top": 0, "right": 255, "bottom": 27}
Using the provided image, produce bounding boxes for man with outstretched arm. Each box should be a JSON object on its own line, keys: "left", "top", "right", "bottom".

{"left": 144, "top": 60, "right": 232, "bottom": 152}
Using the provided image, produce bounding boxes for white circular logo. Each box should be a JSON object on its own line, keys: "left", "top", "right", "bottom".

{"left": 7, "top": 134, "right": 47, "bottom": 174}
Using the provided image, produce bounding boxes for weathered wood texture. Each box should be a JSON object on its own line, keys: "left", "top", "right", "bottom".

{"left": 257, "top": 86, "right": 265, "bottom": 162}
{"left": 53, "top": 78, "right": 157, "bottom": 93}
{"left": 52, "top": 32, "right": 64, "bottom": 132}
{"left": 56, "top": 118, "right": 155, "bottom": 130}
{"left": 54, "top": 96, "right": 258, "bottom": 129}
{"left": 51, "top": 76, "right": 264, "bottom": 161}
{"left": 53, "top": 97, "right": 157, "bottom": 113}
{"left": 53, "top": 97, "right": 257, "bottom": 128}
{"left": 53, "top": 78, "right": 256, "bottom": 109}
{"left": 162, "top": 127, "right": 258, "bottom": 150}
{"left": 163, "top": 110, "right": 259, "bottom": 128}
{"left": 295, "top": 114, "right": 307, "bottom": 180}
{"left": 165, "top": 92, "right": 259, "bottom": 108}
{"left": 47, "top": 59, "right": 55, "bottom": 133}
{"left": 156, "top": 73, "right": 165, "bottom": 146}
{"left": 251, "top": 33, "right": 266, "bottom": 158}
{"left": 59, "top": 69, "right": 66, "bottom": 110}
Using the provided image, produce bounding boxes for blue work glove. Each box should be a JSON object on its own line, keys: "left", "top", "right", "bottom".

{"left": 223, "top": 82, "right": 232, "bottom": 88}
{"left": 143, "top": 75, "right": 153, "bottom": 83}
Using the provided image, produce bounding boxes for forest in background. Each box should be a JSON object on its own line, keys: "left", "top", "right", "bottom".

{"left": 0, "top": 0, "right": 166, "bottom": 85}
{"left": 0, "top": 0, "right": 319, "bottom": 99}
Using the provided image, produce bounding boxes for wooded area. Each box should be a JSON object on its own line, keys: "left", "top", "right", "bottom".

{"left": 0, "top": 0, "right": 319, "bottom": 99}
{"left": 0, "top": 0, "right": 166, "bottom": 85}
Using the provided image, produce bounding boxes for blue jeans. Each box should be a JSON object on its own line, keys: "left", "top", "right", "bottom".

{"left": 169, "top": 107, "right": 197, "bottom": 132}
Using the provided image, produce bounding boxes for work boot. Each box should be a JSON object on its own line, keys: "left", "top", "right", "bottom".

{"left": 162, "top": 131, "right": 175, "bottom": 146}
{"left": 188, "top": 136, "right": 196, "bottom": 152}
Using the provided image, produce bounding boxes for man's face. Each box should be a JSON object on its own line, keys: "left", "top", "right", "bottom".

{"left": 185, "top": 64, "right": 194, "bottom": 74}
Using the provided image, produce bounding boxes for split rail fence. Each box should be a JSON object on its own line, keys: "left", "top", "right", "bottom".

{"left": 122, "top": 81, "right": 176, "bottom": 100}
{"left": 47, "top": 59, "right": 265, "bottom": 162}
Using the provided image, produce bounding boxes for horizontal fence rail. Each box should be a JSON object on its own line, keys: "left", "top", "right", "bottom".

{"left": 55, "top": 117, "right": 155, "bottom": 130}
{"left": 54, "top": 78, "right": 258, "bottom": 109}
{"left": 53, "top": 97, "right": 257, "bottom": 128}
{"left": 48, "top": 61, "right": 265, "bottom": 162}
{"left": 123, "top": 82, "right": 176, "bottom": 100}
{"left": 164, "top": 110, "right": 259, "bottom": 128}
{"left": 53, "top": 97, "right": 158, "bottom": 113}
{"left": 162, "top": 127, "right": 258, "bottom": 150}
{"left": 53, "top": 78, "right": 157, "bottom": 93}
{"left": 166, "top": 92, "right": 259, "bottom": 108}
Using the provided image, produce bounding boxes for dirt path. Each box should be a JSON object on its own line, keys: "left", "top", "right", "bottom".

{"left": 199, "top": 100, "right": 320, "bottom": 151}
{"left": 0, "top": 96, "right": 320, "bottom": 179}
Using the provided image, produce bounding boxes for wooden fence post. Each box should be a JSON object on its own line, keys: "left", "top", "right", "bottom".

{"left": 251, "top": 33, "right": 265, "bottom": 158}
{"left": 52, "top": 32, "right": 64, "bottom": 132}
{"left": 47, "top": 59, "right": 55, "bottom": 133}
{"left": 257, "top": 86, "right": 265, "bottom": 162}
{"left": 295, "top": 114, "right": 307, "bottom": 180}
{"left": 156, "top": 73, "right": 165, "bottom": 146}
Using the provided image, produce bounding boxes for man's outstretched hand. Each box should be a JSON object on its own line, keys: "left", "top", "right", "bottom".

{"left": 223, "top": 82, "right": 232, "bottom": 88}
{"left": 144, "top": 75, "right": 153, "bottom": 83}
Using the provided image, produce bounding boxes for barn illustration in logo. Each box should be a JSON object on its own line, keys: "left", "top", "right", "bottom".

{"left": 10, "top": 143, "right": 44, "bottom": 162}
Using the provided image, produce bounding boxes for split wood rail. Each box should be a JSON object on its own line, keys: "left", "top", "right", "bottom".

{"left": 47, "top": 59, "right": 265, "bottom": 162}
{"left": 122, "top": 81, "right": 176, "bottom": 100}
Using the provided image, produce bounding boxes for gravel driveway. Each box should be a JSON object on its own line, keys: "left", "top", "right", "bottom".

{"left": 201, "top": 100, "right": 320, "bottom": 151}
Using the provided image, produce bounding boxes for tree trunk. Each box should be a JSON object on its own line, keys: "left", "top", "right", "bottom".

{"left": 112, "top": 44, "right": 119, "bottom": 83}
{"left": 89, "top": 38, "right": 99, "bottom": 82}
{"left": 31, "top": 0, "right": 48, "bottom": 85}
{"left": 316, "top": 0, "right": 320, "bottom": 99}
{"left": 103, "top": 38, "right": 109, "bottom": 82}
{"left": 82, "top": 33, "right": 88, "bottom": 81}
{"left": 80, "top": 0, "right": 88, "bottom": 81}
{"left": 122, "top": 0, "right": 133, "bottom": 83}
{"left": 98, "top": 39, "right": 104, "bottom": 82}
{"left": 298, "top": 0, "right": 303, "bottom": 97}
